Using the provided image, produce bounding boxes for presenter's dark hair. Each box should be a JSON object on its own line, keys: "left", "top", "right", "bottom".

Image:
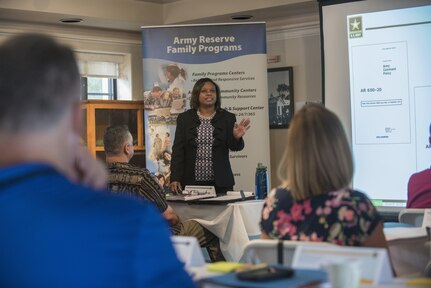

{"left": 0, "top": 33, "right": 80, "bottom": 132}
{"left": 190, "top": 78, "right": 221, "bottom": 110}
{"left": 104, "top": 125, "right": 131, "bottom": 156}
{"left": 278, "top": 104, "right": 353, "bottom": 201}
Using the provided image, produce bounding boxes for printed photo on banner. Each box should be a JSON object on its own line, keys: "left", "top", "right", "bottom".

{"left": 143, "top": 63, "right": 188, "bottom": 113}
{"left": 267, "top": 67, "right": 294, "bottom": 129}
{"left": 143, "top": 62, "right": 190, "bottom": 192}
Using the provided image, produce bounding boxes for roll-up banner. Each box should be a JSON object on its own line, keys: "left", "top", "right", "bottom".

{"left": 141, "top": 22, "right": 270, "bottom": 193}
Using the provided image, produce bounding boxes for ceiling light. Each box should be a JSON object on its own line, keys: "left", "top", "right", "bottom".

{"left": 60, "top": 18, "right": 83, "bottom": 23}
{"left": 231, "top": 15, "right": 253, "bottom": 21}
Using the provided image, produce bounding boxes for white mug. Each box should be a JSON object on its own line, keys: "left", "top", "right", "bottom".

{"left": 322, "top": 260, "right": 361, "bottom": 288}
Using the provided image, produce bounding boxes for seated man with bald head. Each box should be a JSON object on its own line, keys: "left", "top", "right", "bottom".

{"left": 104, "top": 125, "right": 224, "bottom": 262}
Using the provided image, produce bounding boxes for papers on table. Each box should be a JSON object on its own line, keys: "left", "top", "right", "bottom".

{"left": 166, "top": 186, "right": 216, "bottom": 201}
{"left": 198, "top": 191, "right": 255, "bottom": 202}
{"left": 166, "top": 189, "right": 255, "bottom": 203}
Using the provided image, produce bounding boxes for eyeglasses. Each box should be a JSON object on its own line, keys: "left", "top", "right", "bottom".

{"left": 200, "top": 89, "right": 216, "bottom": 94}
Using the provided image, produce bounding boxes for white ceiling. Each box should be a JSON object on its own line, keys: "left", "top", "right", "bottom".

{"left": 136, "top": 0, "right": 182, "bottom": 3}
{"left": 0, "top": 0, "right": 319, "bottom": 32}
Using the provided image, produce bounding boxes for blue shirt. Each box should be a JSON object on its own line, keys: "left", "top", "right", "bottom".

{"left": 0, "top": 163, "right": 195, "bottom": 288}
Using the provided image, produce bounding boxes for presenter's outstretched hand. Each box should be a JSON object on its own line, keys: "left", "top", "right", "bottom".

{"left": 233, "top": 118, "right": 251, "bottom": 140}
{"left": 171, "top": 181, "right": 183, "bottom": 194}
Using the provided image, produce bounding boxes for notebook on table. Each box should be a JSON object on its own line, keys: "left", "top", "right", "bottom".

{"left": 166, "top": 189, "right": 255, "bottom": 204}
{"left": 166, "top": 186, "right": 216, "bottom": 201}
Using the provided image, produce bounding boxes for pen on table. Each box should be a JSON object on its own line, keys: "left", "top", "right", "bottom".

{"left": 297, "top": 280, "right": 324, "bottom": 288}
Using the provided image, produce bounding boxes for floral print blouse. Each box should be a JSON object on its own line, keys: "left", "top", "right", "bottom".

{"left": 260, "top": 187, "right": 382, "bottom": 246}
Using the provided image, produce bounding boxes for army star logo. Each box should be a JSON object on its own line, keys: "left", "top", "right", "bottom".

{"left": 349, "top": 16, "right": 363, "bottom": 38}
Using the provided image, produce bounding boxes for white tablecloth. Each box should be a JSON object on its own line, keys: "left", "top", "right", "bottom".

{"left": 169, "top": 200, "right": 265, "bottom": 262}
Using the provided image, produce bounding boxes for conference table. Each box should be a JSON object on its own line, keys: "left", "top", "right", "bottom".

{"left": 190, "top": 264, "right": 418, "bottom": 288}
{"left": 169, "top": 195, "right": 430, "bottom": 275}
{"left": 168, "top": 198, "right": 265, "bottom": 262}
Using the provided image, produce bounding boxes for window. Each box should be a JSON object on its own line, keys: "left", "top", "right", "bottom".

{"left": 81, "top": 77, "right": 117, "bottom": 100}
{"left": 76, "top": 52, "right": 127, "bottom": 100}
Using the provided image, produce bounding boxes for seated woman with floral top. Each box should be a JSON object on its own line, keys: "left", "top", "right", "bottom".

{"left": 260, "top": 104, "right": 387, "bottom": 248}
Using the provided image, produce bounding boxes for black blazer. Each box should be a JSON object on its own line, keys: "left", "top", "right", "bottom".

{"left": 171, "top": 108, "right": 244, "bottom": 188}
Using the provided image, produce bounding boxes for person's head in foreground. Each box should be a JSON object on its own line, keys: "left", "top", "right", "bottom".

{"left": 0, "top": 33, "right": 194, "bottom": 288}
{"left": 0, "top": 33, "right": 87, "bottom": 180}
{"left": 261, "top": 104, "right": 388, "bottom": 250}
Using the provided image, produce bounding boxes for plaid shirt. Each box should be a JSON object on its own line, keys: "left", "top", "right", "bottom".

{"left": 107, "top": 162, "right": 168, "bottom": 213}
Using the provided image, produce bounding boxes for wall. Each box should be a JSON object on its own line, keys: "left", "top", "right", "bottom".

{"left": 266, "top": 22, "right": 322, "bottom": 187}
{"left": 0, "top": 21, "right": 144, "bottom": 100}
{"left": 0, "top": 19, "right": 323, "bottom": 188}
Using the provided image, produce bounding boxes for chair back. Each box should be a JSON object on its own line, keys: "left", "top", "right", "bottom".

{"left": 292, "top": 245, "right": 393, "bottom": 285}
{"left": 240, "top": 239, "right": 333, "bottom": 266}
{"left": 171, "top": 235, "right": 205, "bottom": 267}
{"left": 241, "top": 239, "right": 394, "bottom": 284}
{"left": 398, "top": 208, "right": 425, "bottom": 227}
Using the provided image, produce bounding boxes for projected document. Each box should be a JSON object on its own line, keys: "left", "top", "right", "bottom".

{"left": 347, "top": 5, "right": 431, "bottom": 202}
{"left": 351, "top": 42, "right": 409, "bottom": 144}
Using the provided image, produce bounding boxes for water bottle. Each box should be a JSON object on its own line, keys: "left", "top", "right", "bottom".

{"left": 255, "top": 163, "right": 268, "bottom": 199}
